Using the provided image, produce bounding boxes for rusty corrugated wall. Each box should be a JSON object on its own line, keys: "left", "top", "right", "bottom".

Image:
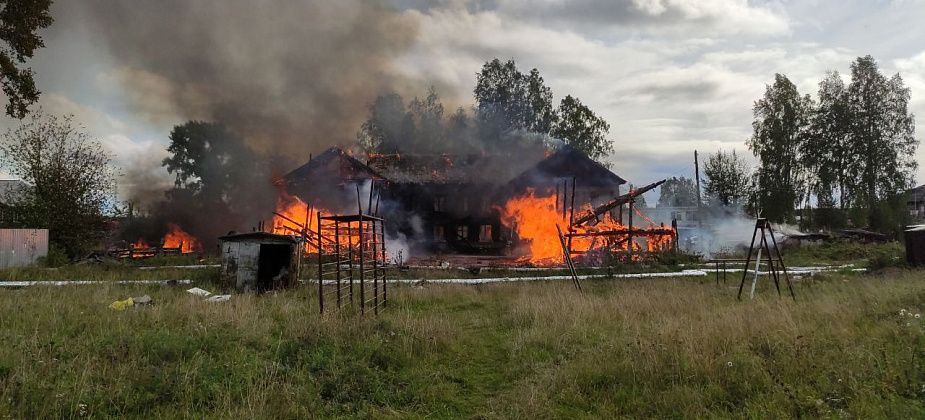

{"left": 0, "top": 229, "right": 49, "bottom": 268}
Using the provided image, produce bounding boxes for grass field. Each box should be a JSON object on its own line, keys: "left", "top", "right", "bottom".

{"left": 1, "top": 257, "right": 924, "bottom": 417}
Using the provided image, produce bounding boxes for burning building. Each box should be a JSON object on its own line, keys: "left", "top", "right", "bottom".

{"left": 278, "top": 145, "right": 675, "bottom": 266}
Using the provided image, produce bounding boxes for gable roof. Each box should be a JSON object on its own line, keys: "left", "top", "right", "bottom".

{"left": 283, "top": 147, "right": 383, "bottom": 186}
{"left": 508, "top": 146, "right": 626, "bottom": 191}
{"left": 365, "top": 152, "right": 542, "bottom": 185}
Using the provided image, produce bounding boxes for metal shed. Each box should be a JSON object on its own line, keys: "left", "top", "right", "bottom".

{"left": 218, "top": 232, "right": 301, "bottom": 291}
{"left": 0, "top": 229, "right": 49, "bottom": 268}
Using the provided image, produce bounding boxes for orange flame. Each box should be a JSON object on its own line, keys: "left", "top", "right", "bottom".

{"left": 132, "top": 238, "right": 150, "bottom": 249}
{"left": 163, "top": 223, "right": 202, "bottom": 253}
{"left": 271, "top": 190, "right": 319, "bottom": 237}
{"left": 498, "top": 190, "right": 564, "bottom": 264}
{"left": 270, "top": 190, "right": 366, "bottom": 253}
{"left": 499, "top": 189, "right": 674, "bottom": 266}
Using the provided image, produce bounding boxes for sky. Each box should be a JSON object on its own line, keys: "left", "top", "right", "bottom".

{"left": 1, "top": 0, "right": 924, "bottom": 203}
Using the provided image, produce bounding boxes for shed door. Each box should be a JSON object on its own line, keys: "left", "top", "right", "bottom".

{"left": 257, "top": 244, "right": 292, "bottom": 291}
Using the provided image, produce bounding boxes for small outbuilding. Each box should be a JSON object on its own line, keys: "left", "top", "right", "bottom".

{"left": 218, "top": 232, "right": 301, "bottom": 291}
{"left": 904, "top": 225, "right": 925, "bottom": 266}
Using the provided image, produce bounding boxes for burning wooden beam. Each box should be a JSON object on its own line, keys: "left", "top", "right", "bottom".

{"left": 572, "top": 179, "right": 666, "bottom": 227}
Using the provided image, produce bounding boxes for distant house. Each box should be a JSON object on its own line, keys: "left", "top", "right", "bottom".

{"left": 907, "top": 185, "right": 925, "bottom": 222}
{"left": 0, "top": 180, "right": 26, "bottom": 225}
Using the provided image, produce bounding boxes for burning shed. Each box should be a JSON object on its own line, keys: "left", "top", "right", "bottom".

{"left": 219, "top": 232, "right": 301, "bottom": 291}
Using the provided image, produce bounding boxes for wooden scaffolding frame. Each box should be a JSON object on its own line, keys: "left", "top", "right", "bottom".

{"left": 316, "top": 212, "right": 388, "bottom": 315}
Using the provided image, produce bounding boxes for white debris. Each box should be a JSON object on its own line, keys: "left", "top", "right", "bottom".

{"left": 205, "top": 294, "right": 231, "bottom": 303}
{"left": 186, "top": 287, "right": 212, "bottom": 297}
{"left": 0, "top": 279, "right": 191, "bottom": 287}
{"left": 138, "top": 264, "right": 220, "bottom": 270}
{"left": 319, "top": 269, "right": 709, "bottom": 285}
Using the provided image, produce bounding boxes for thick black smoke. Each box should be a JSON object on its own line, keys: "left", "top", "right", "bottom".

{"left": 69, "top": 0, "right": 423, "bottom": 162}
{"left": 55, "top": 1, "right": 441, "bottom": 247}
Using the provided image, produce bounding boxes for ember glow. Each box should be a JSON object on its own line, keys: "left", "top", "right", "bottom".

{"left": 499, "top": 189, "right": 675, "bottom": 266}
{"left": 270, "top": 190, "right": 366, "bottom": 253}
{"left": 498, "top": 190, "right": 565, "bottom": 264}
{"left": 163, "top": 223, "right": 202, "bottom": 253}
{"left": 132, "top": 238, "right": 150, "bottom": 249}
{"left": 271, "top": 190, "right": 320, "bottom": 237}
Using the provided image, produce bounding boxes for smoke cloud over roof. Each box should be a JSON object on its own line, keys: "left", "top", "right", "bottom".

{"left": 70, "top": 0, "right": 427, "bottom": 163}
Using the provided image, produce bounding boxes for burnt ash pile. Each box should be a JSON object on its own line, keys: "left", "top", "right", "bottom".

{"left": 282, "top": 145, "right": 627, "bottom": 256}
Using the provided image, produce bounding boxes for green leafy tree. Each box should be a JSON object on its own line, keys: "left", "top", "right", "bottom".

{"left": 358, "top": 88, "right": 458, "bottom": 154}
{"left": 165, "top": 122, "right": 249, "bottom": 197}
{"left": 474, "top": 58, "right": 531, "bottom": 137}
{"left": 156, "top": 121, "right": 272, "bottom": 248}
{"left": 633, "top": 193, "right": 647, "bottom": 208}
{"left": 525, "top": 68, "right": 558, "bottom": 133}
{"left": 703, "top": 150, "right": 751, "bottom": 207}
{"left": 846, "top": 55, "right": 917, "bottom": 228}
{"left": 0, "top": 112, "right": 117, "bottom": 257}
{"left": 356, "top": 93, "right": 411, "bottom": 153}
{"left": 551, "top": 95, "right": 613, "bottom": 161}
{"left": 407, "top": 87, "right": 445, "bottom": 152}
{"left": 803, "top": 71, "right": 854, "bottom": 210}
{"left": 0, "top": 0, "right": 54, "bottom": 118}
{"left": 747, "top": 74, "right": 814, "bottom": 222}
{"left": 657, "top": 177, "right": 699, "bottom": 207}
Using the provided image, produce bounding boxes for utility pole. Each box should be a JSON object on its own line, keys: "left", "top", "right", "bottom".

{"left": 694, "top": 150, "right": 703, "bottom": 229}
{"left": 694, "top": 150, "right": 702, "bottom": 209}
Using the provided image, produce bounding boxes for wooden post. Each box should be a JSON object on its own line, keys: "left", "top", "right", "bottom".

{"left": 556, "top": 224, "right": 582, "bottom": 292}
{"left": 556, "top": 181, "right": 560, "bottom": 213}
{"left": 766, "top": 221, "right": 795, "bottom": 299}
{"left": 335, "top": 219, "right": 341, "bottom": 308}
{"left": 380, "top": 220, "right": 387, "bottom": 307}
{"left": 694, "top": 150, "right": 702, "bottom": 209}
{"left": 347, "top": 220, "right": 354, "bottom": 305}
{"left": 317, "top": 211, "right": 323, "bottom": 314}
{"left": 367, "top": 180, "right": 375, "bottom": 215}
{"left": 359, "top": 217, "right": 365, "bottom": 315}
{"left": 628, "top": 191, "right": 634, "bottom": 261}
{"left": 737, "top": 219, "right": 761, "bottom": 300}
{"left": 372, "top": 219, "right": 379, "bottom": 315}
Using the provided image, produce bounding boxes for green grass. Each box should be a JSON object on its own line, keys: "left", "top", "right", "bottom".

{"left": 780, "top": 240, "right": 905, "bottom": 267}
{"left": 0, "top": 262, "right": 219, "bottom": 284}
{"left": 1, "top": 266, "right": 924, "bottom": 417}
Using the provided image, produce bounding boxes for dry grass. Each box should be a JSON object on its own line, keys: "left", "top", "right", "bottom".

{"left": 0, "top": 269, "right": 924, "bottom": 417}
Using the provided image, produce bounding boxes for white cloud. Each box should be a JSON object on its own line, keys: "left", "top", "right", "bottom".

{"left": 491, "top": 0, "right": 791, "bottom": 37}
{"left": 0, "top": 94, "right": 172, "bottom": 196}
{"left": 397, "top": 4, "right": 869, "bottom": 183}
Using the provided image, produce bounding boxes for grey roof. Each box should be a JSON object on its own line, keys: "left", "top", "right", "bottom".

{"left": 284, "top": 147, "right": 384, "bottom": 185}
{"left": 909, "top": 185, "right": 925, "bottom": 203}
{"left": 0, "top": 180, "right": 26, "bottom": 205}
{"left": 218, "top": 232, "right": 299, "bottom": 243}
{"left": 366, "top": 153, "right": 541, "bottom": 185}
{"left": 508, "top": 146, "right": 626, "bottom": 190}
